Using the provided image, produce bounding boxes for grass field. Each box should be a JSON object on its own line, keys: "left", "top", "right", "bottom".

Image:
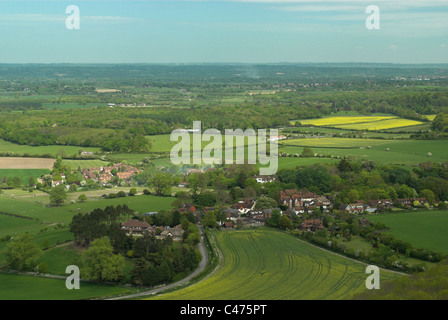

{"left": 0, "top": 139, "right": 101, "bottom": 157}
{"left": 0, "top": 193, "right": 175, "bottom": 230}
{"left": 151, "top": 229, "right": 399, "bottom": 300}
{"left": 279, "top": 139, "right": 448, "bottom": 165}
{"left": 366, "top": 210, "right": 448, "bottom": 255}
{"left": 0, "top": 273, "right": 136, "bottom": 300}
{"left": 61, "top": 159, "right": 109, "bottom": 170}
{"left": 0, "top": 169, "right": 51, "bottom": 184}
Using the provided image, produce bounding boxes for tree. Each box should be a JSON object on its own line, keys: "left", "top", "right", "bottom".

{"left": 202, "top": 211, "right": 217, "bottom": 229}
{"left": 129, "top": 188, "right": 137, "bottom": 196}
{"left": 81, "top": 237, "right": 125, "bottom": 282}
{"left": 267, "top": 211, "right": 281, "bottom": 228}
{"left": 279, "top": 214, "right": 292, "bottom": 230}
{"left": 49, "top": 184, "right": 67, "bottom": 206}
{"left": 338, "top": 159, "right": 352, "bottom": 173}
{"left": 254, "top": 196, "right": 278, "bottom": 210}
{"left": 301, "top": 147, "right": 314, "bottom": 157}
{"left": 420, "top": 189, "right": 435, "bottom": 205}
{"left": 150, "top": 172, "right": 174, "bottom": 196}
{"left": 28, "top": 176, "right": 35, "bottom": 187}
{"left": 194, "top": 192, "right": 217, "bottom": 208}
{"left": 77, "top": 194, "right": 88, "bottom": 202}
{"left": 4, "top": 233, "right": 43, "bottom": 271}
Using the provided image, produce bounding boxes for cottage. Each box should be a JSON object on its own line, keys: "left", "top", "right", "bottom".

{"left": 121, "top": 219, "right": 151, "bottom": 236}
{"left": 158, "top": 225, "right": 184, "bottom": 241}
{"left": 254, "top": 175, "right": 276, "bottom": 183}
{"left": 231, "top": 199, "right": 255, "bottom": 214}
{"left": 300, "top": 219, "right": 325, "bottom": 232}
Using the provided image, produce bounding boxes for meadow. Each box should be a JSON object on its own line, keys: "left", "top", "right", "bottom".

{"left": 0, "top": 193, "right": 175, "bottom": 230}
{"left": 0, "top": 169, "right": 50, "bottom": 184}
{"left": 0, "top": 273, "right": 137, "bottom": 300}
{"left": 150, "top": 229, "right": 399, "bottom": 300}
{"left": 279, "top": 139, "right": 448, "bottom": 166}
{"left": 366, "top": 210, "right": 448, "bottom": 255}
{"left": 61, "top": 159, "right": 109, "bottom": 170}
{"left": 0, "top": 139, "right": 101, "bottom": 157}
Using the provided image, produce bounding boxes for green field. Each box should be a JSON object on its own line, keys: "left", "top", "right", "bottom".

{"left": 0, "top": 273, "right": 136, "bottom": 300}
{"left": 151, "top": 229, "right": 399, "bottom": 300}
{"left": 0, "top": 139, "right": 101, "bottom": 157}
{"left": 0, "top": 169, "right": 50, "bottom": 184}
{"left": 61, "top": 159, "right": 109, "bottom": 170}
{"left": 279, "top": 139, "right": 448, "bottom": 165}
{"left": 0, "top": 194, "right": 174, "bottom": 226}
{"left": 366, "top": 210, "right": 448, "bottom": 255}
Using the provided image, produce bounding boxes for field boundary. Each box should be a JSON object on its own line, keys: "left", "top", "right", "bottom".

{"left": 292, "top": 235, "right": 408, "bottom": 276}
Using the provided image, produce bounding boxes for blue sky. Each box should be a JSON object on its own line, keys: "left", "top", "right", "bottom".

{"left": 0, "top": 0, "right": 447, "bottom": 63}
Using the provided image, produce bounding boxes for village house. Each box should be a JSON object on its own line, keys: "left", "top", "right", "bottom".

{"left": 178, "top": 204, "right": 197, "bottom": 214}
{"left": 157, "top": 225, "right": 184, "bottom": 241}
{"left": 300, "top": 219, "right": 325, "bottom": 232}
{"left": 121, "top": 219, "right": 151, "bottom": 236}
{"left": 223, "top": 208, "right": 240, "bottom": 222}
{"left": 222, "top": 221, "right": 234, "bottom": 228}
{"left": 339, "top": 202, "right": 366, "bottom": 214}
{"left": 51, "top": 180, "right": 63, "bottom": 187}
{"left": 280, "top": 189, "right": 320, "bottom": 209}
{"left": 254, "top": 175, "right": 276, "bottom": 184}
{"left": 230, "top": 199, "right": 255, "bottom": 215}
{"left": 236, "top": 218, "right": 265, "bottom": 228}
{"left": 369, "top": 199, "right": 393, "bottom": 209}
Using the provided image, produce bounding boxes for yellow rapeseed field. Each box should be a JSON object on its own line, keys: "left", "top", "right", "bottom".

{"left": 296, "top": 116, "right": 423, "bottom": 130}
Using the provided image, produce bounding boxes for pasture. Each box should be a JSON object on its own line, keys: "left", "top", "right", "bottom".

{"left": 0, "top": 139, "right": 101, "bottom": 157}
{"left": 0, "top": 273, "right": 136, "bottom": 300}
{"left": 0, "top": 193, "right": 175, "bottom": 230}
{"left": 279, "top": 139, "right": 448, "bottom": 165}
{"left": 151, "top": 229, "right": 399, "bottom": 300}
{"left": 366, "top": 210, "right": 448, "bottom": 255}
{"left": 0, "top": 169, "right": 50, "bottom": 184}
{"left": 61, "top": 159, "right": 109, "bottom": 170}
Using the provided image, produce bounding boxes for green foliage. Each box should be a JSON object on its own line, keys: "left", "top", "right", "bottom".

{"left": 354, "top": 259, "right": 448, "bottom": 300}
{"left": 301, "top": 147, "right": 315, "bottom": 157}
{"left": 81, "top": 237, "right": 126, "bottom": 282}
{"left": 254, "top": 196, "right": 278, "bottom": 210}
{"left": 149, "top": 172, "right": 174, "bottom": 196}
{"left": 49, "top": 184, "right": 67, "bottom": 206}
{"left": 3, "top": 233, "right": 43, "bottom": 271}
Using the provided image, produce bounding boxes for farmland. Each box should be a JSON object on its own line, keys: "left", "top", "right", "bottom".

{"left": 0, "top": 273, "right": 137, "bottom": 300}
{"left": 366, "top": 210, "right": 448, "bottom": 255}
{"left": 1, "top": 64, "right": 448, "bottom": 301}
{"left": 0, "top": 139, "right": 101, "bottom": 157}
{"left": 0, "top": 157, "right": 55, "bottom": 170}
{"left": 296, "top": 115, "right": 425, "bottom": 131}
{"left": 151, "top": 229, "right": 399, "bottom": 300}
{"left": 279, "top": 139, "right": 448, "bottom": 166}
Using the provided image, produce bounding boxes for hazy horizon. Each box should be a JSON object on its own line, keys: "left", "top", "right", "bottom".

{"left": 0, "top": 1, "right": 447, "bottom": 64}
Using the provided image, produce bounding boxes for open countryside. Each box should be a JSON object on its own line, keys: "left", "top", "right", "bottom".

{"left": 0, "top": 63, "right": 447, "bottom": 303}
{"left": 151, "top": 229, "right": 399, "bottom": 300}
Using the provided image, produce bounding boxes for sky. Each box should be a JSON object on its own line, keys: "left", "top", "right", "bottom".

{"left": 0, "top": 0, "right": 447, "bottom": 64}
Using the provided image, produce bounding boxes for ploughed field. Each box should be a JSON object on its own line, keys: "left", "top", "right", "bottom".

{"left": 151, "top": 229, "right": 398, "bottom": 300}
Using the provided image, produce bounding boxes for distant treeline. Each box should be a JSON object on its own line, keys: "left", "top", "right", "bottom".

{"left": 0, "top": 100, "right": 43, "bottom": 111}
